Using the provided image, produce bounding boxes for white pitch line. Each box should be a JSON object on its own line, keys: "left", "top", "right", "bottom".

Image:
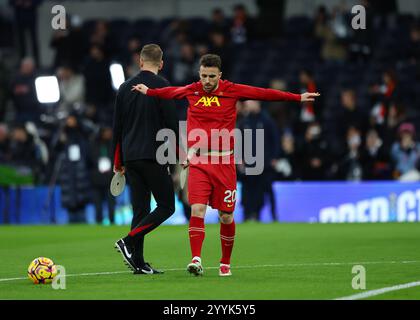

{"left": 335, "top": 281, "right": 420, "bottom": 300}
{"left": 0, "top": 277, "right": 28, "bottom": 282}
{"left": 1, "top": 260, "right": 419, "bottom": 283}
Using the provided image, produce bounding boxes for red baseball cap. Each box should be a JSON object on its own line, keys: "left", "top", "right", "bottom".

{"left": 398, "top": 122, "right": 416, "bottom": 135}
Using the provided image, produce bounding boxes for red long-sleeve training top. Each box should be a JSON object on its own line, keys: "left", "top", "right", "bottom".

{"left": 146, "top": 79, "right": 301, "bottom": 151}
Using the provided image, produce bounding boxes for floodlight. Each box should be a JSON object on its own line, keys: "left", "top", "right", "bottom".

{"left": 110, "top": 63, "right": 125, "bottom": 90}
{"left": 35, "top": 76, "right": 60, "bottom": 103}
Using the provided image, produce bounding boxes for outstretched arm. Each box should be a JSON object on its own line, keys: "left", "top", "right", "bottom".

{"left": 230, "top": 83, "right": 320, "bottom": 102}
{"left": 131, "top": 83, "right": 192, "bottom": 100}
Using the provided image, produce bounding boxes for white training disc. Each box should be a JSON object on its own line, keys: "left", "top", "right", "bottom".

{"left": 110, "top": 172, "right": 126, "bottom": 197}
{"left": 180, "top": 167, "right": 188, "bottom": 190}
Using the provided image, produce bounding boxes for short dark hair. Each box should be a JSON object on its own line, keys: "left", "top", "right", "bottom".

{"left": 199, "top": 54, "right": 222, "bottom": 70}
{"left": 140, "top": 44, "right": 163, "bottom": 66}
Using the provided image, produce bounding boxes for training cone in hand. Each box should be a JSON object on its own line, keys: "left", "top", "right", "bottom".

{"left": 110, "top": 172, "right": 126, "bottom": 197}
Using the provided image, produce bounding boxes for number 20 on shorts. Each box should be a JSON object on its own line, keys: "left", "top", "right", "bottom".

{"left": 224, "top": 190, "right": 237, "bottom": 207}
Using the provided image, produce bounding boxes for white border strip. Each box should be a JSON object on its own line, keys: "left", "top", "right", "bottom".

{"left": 335, "top": 281, "right": 420, "bottom": 300}
{"left": 1, "top": 260, "right": 419, "bottom": 283}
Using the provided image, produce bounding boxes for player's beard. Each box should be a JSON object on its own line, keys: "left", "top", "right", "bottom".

{"left": 203, "top": 82, "right": 218, "bottom": 93}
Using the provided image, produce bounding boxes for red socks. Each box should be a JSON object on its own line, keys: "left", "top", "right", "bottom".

{"left": 220, "top": 220, "right": 235, "bottom": 265}
{"left": 189, "top": 216, "right": 236, "bottom": 265}
{"left": 188, "top": 216, "right": 205, "bottom": 259}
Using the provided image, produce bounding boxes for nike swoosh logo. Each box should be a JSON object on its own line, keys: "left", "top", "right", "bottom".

{"left": 141, "top": 268, "right": 153, "bottom": 274}
{"left": 122, "top": 243, "right": 132, "bottom": 258}
{"left": 227, "top": 204, "right": 234, "bottom": 208}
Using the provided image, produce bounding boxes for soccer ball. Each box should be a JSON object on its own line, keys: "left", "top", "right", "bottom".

{"left": 27, "top": 257, "right": 57, "bottom": 284}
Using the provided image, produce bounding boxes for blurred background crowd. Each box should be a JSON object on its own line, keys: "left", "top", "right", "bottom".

{"left": 0, "top": 0, "right": 419, "bottom": 222}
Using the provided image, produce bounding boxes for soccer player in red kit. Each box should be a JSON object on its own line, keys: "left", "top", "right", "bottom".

{"left": 132, "top": 54, "right": 319, "bottom": 276}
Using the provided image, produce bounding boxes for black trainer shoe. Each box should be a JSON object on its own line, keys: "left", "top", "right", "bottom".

{"left": 133, "top": 262, "right": 164, "bottom": 275}
{"left": 114, "top": 238, "right": 137, "bottom": 271}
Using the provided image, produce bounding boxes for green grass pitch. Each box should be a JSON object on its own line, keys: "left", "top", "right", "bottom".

{"left": 0, "top": 223, "right": 420, "bottom": 300}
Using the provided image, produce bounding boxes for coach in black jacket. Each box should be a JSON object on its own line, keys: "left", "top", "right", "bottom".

{"left": 112, "top": 44, "right": 178, "bottom": 274}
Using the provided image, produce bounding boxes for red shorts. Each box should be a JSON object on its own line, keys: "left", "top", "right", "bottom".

{"left": 187, "top": 156, "right": 237, "bottom": 213}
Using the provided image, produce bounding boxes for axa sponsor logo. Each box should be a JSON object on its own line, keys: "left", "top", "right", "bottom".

{"left": 194, "top": 96, "right": 221, "bottom": 107}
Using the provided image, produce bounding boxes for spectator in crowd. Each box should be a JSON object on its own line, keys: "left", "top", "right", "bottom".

{"left": 314, "top": 5, "right": 347, "bottom": 63}
{"left": 313, "top": 5, "right": 329, "bottom": 34}
{"left": 230, "top": 4, "right": 254, "bottom": 45}
{"left": 238, "top": 100, "right": 279, "bottom": 221}
{"left": 8, "top": 124, "right": 42, "bottom": 180}
{"left": 390, "top": 122, "right": 420, "bottom": 179}
{"left": 82, "top": 44, "right": 114, "bottom": 124}
{"left": 119, "top": 36, "right": 141, "bottom": 66}
{"left": 299, "top": 121, "right": 330, "bottom": 180}
{"left": 191, "top": 43, "right": 210, "bottom": 78}
{"left": 50, "top": 15, "right": 87, "bottom": 71}
{"left": 383, "top": 102, "right": 407, "bottom": 147}
{"left": 89, "top": 20, "right": 116, "bottom": 59}
{"left": 0, "top": 55, "right": 11, "bottom": 121}
{"left": 161, "top": 19, "right": 191, "bottom": 61}
{"left": 264, "top": 78, "right": 296, "bottom": 132}
{"left": 9, "top": 57, "right": 40, "bottom": 124}
{"left": 298, "top": 69, "right": 320, "bottom": 125}
{"left": 0, "top": 123, "right": 11, "bottom": 162}
{"left": 9, "top": 0, "right": 42, "bottom": 64}
{"left": 361, "top": 128, "right": 391, "bottom": 180}
{"left": 172, "top": 42, "right": 197, "bottom": 85}
{"left": 120, "top": 36, "right": 141, "bottom": 78}
{"left": 195, "top": 42, "right": 209, "bottom": 58}
{"left": 336, "top": 89, "right": 368, "bottom": 145}
{"left": 88, "top": 126, "right": 115, "bottom": 225}
{"left": 124, "top": 51, "right": 141, "bottom": 79}
{"left": 56, "top": 65, "right": 85, "bottom": 113}
{"left": 406, "top": 24, "right": 420, "bottom": 65}
{"left": 272, "top": 131, "right": 300, "bottom": 181}
{"left": 208, "top": 30, "right": 232, "bottom": 78}
{"left": 68, "top": 15, "right": 88, "bottom": 69}
{"left": 209, "top": 7, "right": 230, "bottom": 38}
{"left": 370, "top": 69, "right": 398, "bottom": 127}
{"left": 330, "top": 4, "right": 352, "bottom": 41}
{"left": 52, "top": 113, "right": 92, "bottom": 223}
{"left": 335, "top": 125, "right": 364, "bottom": 181}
